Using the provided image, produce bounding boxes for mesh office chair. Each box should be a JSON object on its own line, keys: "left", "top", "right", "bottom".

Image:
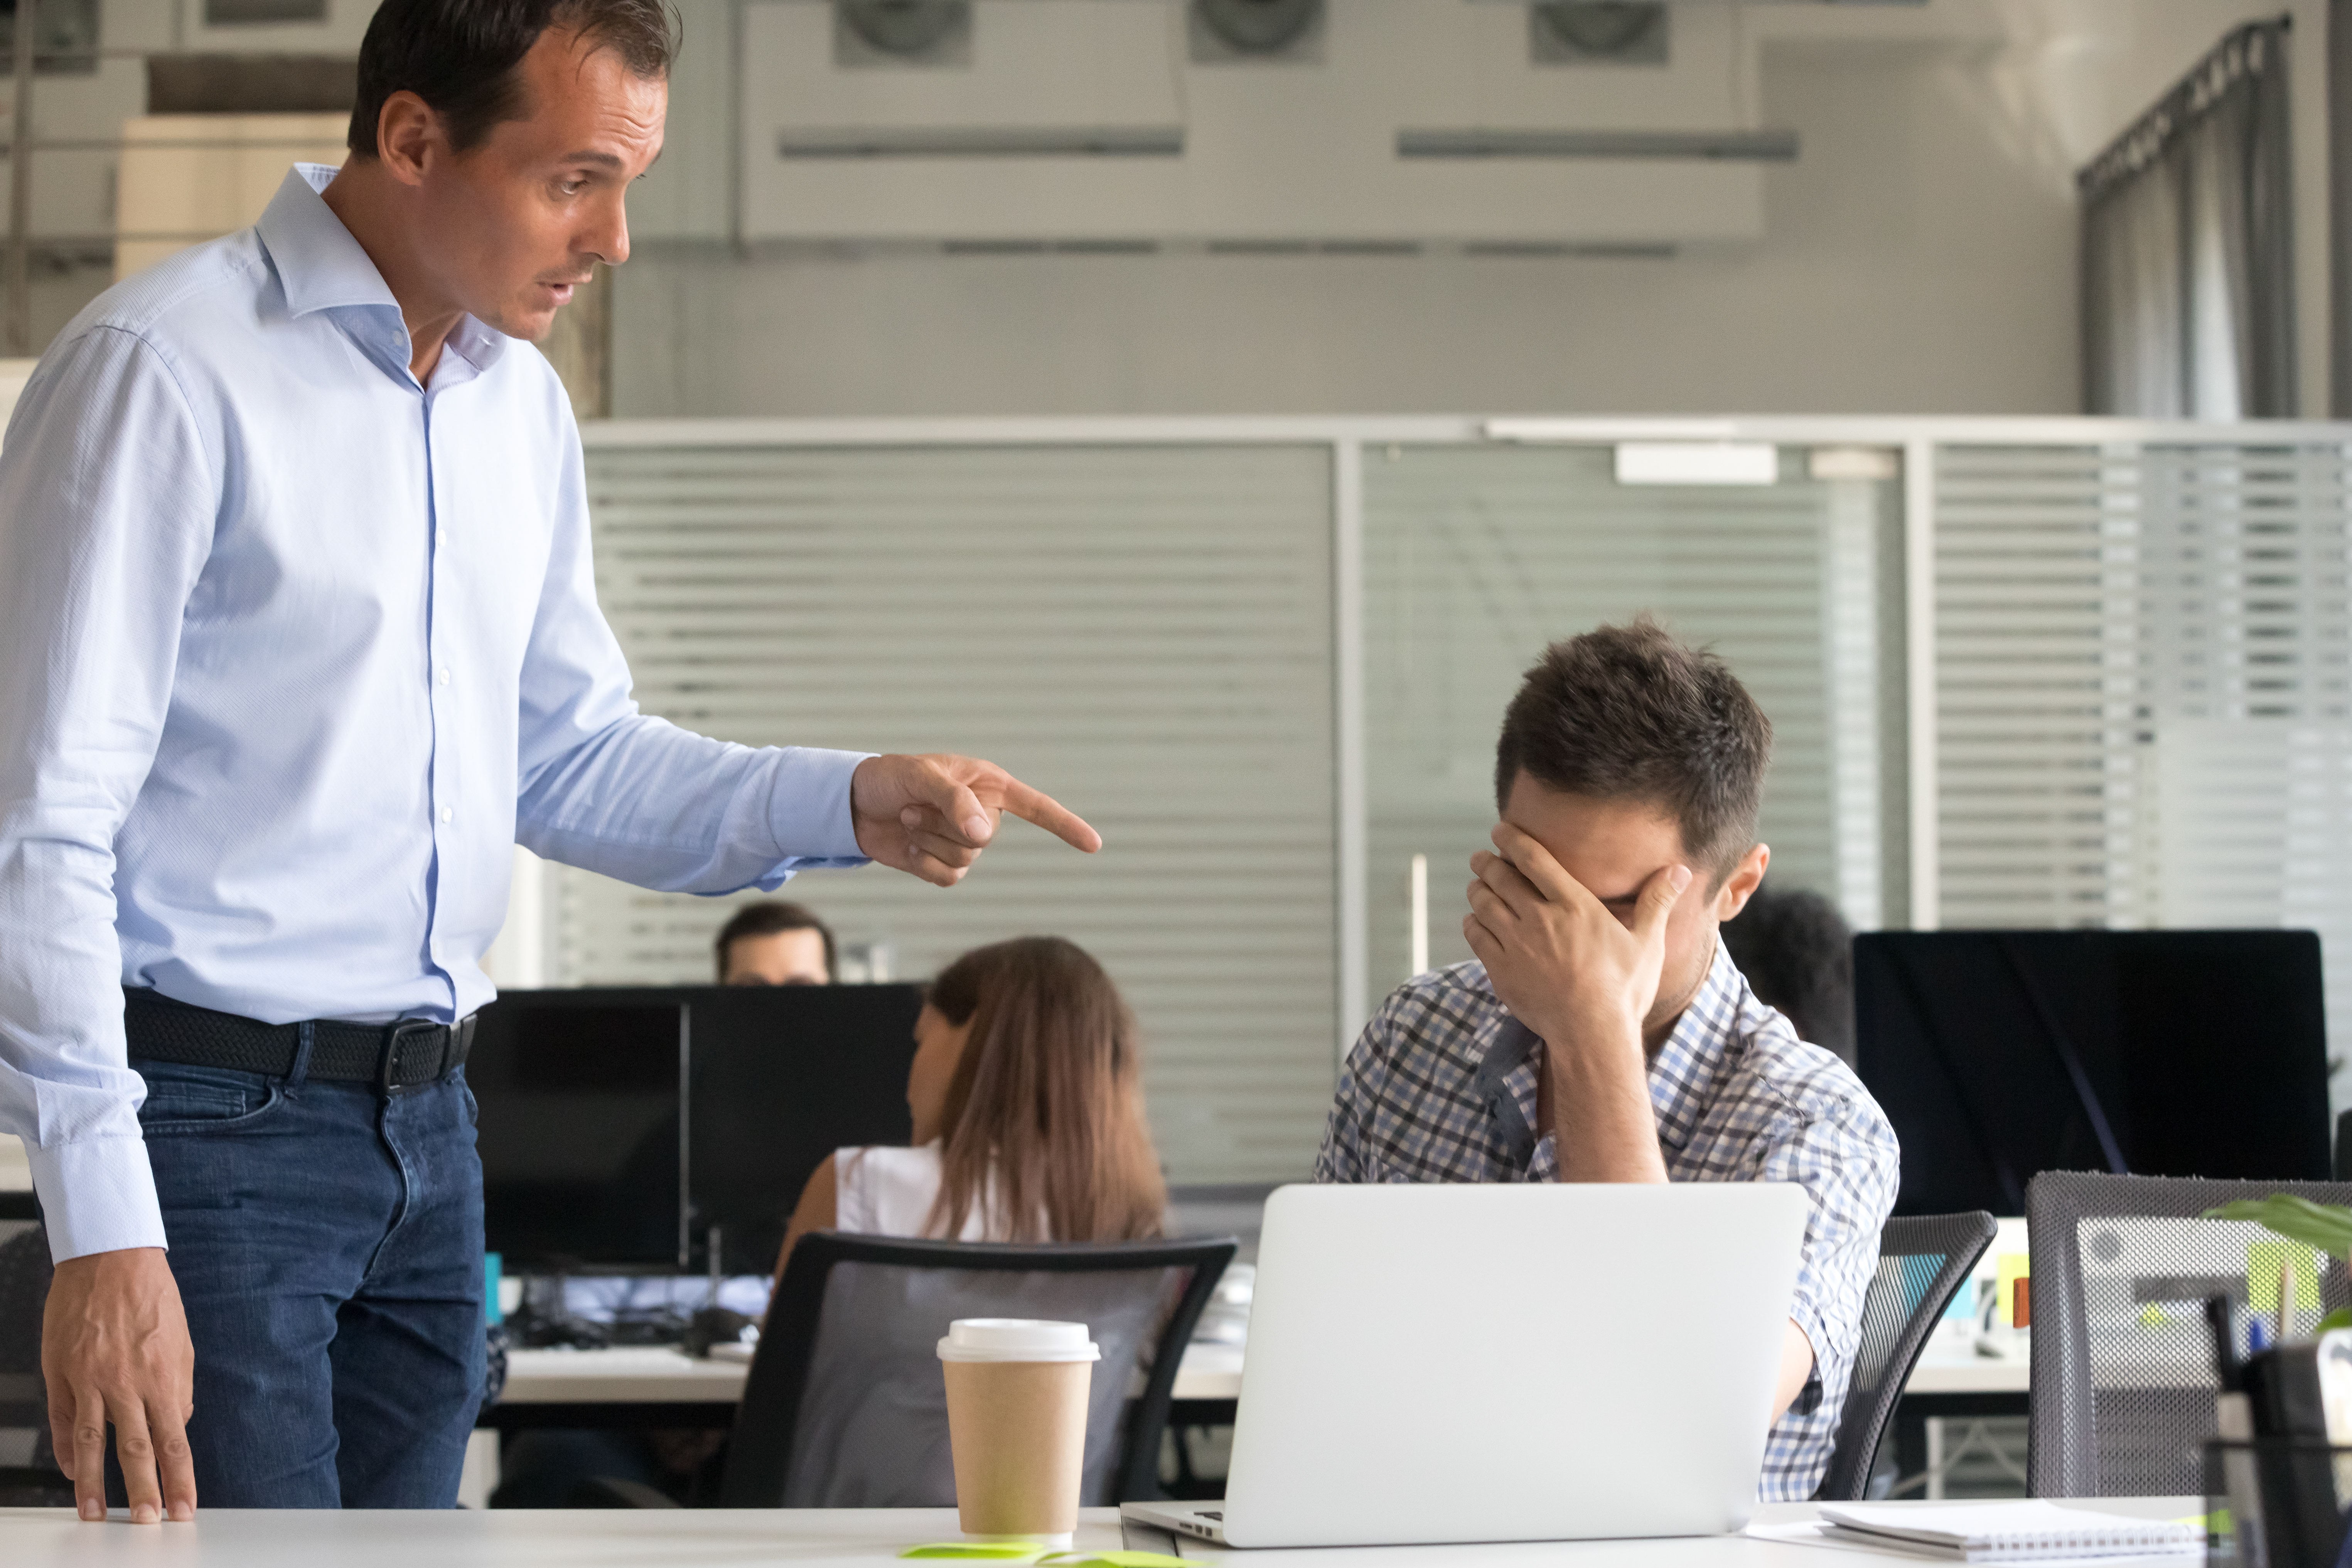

{"left": 1815, "top": 1210, "right": 1997, "bottom": 1501}
{"left": 2028, "top": 1170, "right": 2352, "bottom": 1497}
{"left": 691, "top": 1232, "right": 1234, "bottom": 1508}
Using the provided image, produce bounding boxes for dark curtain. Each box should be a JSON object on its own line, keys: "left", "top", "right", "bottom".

{"left": 2080, "top": 18, "right": 2297, "bottom": 418}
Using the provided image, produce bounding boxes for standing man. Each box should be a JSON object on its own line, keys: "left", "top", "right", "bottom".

{"left": 0, "top": 0, "right": 1097, "bottom": 1521}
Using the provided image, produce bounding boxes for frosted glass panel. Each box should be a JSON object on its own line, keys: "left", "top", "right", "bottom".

{"left": 557, "top": 442, "right": 1338, "bottom": 1183}
{"left": 1933, "top": 440, "right": 2352, "bottom": 1110}
{"left": 1361, "top": 443, "right": 1905, "bottom": 1005}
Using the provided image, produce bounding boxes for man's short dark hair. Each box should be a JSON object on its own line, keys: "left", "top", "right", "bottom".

{"left": 347, "top": 0, "right": 677, "bottom": 160}
{"left": 715, "top": 900, "right": 836, "bottom": 981}
{"left": 1493, "top": 618, "right": 1772, "bottom": 880}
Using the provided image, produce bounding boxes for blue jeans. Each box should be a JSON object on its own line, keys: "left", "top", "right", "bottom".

{"left": 133, "top": 1047, "right": 485, "bottom": 1507}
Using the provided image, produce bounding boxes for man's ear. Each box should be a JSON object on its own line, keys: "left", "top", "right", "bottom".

{"left": 375, "top": 91, "right": 445, "bottom": 186}
{"left": 1711, "top": 843, "right": 1770, "bottom": 921}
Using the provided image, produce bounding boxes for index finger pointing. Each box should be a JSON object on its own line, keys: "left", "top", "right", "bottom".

{"left": 996, "top": 776, "right": 1102, "bottom": 854}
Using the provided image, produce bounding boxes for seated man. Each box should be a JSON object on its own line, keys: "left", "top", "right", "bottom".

{"left": 1315, "top": 619, "right": 1899, "bottom": 1502}
{"left": 717, "top": 899, "right": 836, "bottom": 985}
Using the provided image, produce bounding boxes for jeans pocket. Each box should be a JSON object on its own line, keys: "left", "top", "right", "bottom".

{"left": 135, "top": 1062, "right": 282, "bottom": 1134}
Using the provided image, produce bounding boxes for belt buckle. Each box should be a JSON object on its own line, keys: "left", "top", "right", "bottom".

{"left": 378, "top": 1020, "right": 443, "bottom": 1097}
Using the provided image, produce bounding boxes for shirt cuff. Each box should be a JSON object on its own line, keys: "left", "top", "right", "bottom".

{"left": 765, "top": 747, "right": 873, "bottom": 863}
{"left": 25, "top": 1134, "right": 167, "bottom": 1263}
{"left": 1785, "top": 1295, "right": 1830, "bottom": 1416}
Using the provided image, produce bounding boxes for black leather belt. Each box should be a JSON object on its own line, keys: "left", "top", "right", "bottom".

{"left": 123, "top": 988, "right": 475, "bottom": 1096}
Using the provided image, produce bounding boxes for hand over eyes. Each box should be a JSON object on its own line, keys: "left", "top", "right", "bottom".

{"left": 1460, "top": 822, "right": 1689, "bottom": 1059}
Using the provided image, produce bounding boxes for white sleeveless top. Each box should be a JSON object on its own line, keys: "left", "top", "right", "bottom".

{"left": 833, "top": 1142, "right": 1014, "bottom": 1241}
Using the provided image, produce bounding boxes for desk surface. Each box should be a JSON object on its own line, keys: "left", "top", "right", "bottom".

{"left": 497, "top": 1338, "right": 2028, "bottom": 1408}
{"left": 0, "top": 1499, "right": 2194, "bottom": 1567}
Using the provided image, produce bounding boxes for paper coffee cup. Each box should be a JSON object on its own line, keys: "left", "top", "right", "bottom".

{"left": 938, "top": 1318, "right": 1100, "bottom": 1546}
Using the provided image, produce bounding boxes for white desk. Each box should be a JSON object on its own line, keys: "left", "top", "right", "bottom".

{"left": 498, "top": 1338, "right": 2022, "bottom": 1411}
{"left": 501, "top": 1345, "right": 752, "bottom": 1405}
{"left": 0, "top": 1498, "right": 2199, "bottom": 1567}
{"left": 1902, "top": 1343, "right": 2030, "bottom": 1396}
{"left": 499, "top": 1340, "right": 1249, "bottom": 1407}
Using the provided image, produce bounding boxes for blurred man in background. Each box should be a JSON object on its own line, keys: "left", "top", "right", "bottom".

{"left": 717, "top": 902, "right": 834, "bottom": 986}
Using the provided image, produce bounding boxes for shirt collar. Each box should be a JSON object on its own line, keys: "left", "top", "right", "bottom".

{"left": 254, "top": 163, "right": 511, "bottom": 376}
{"left": 1646, "top": 938, "right": 1744, "bottom": 1153}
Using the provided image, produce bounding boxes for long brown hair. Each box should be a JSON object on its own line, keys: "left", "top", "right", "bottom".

{"left": 923, "top": 936, "right": 1165, "bottom": 1244}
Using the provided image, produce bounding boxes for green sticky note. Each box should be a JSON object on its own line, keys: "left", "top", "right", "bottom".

{"left": 900, "top": 1546, "right": 1049, "bottom": 1561}
{"left": 2249, "top": 1239, "right": 2321, "bottom": 1312}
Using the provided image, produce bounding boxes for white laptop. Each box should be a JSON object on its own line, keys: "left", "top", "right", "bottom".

{"left": 1122, "top": 1182, "right": 1808, "bottom": 1550}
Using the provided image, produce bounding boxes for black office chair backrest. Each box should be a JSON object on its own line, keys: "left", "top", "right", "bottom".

{"left": 726, "top": 1231, "right": 1236, "bottom": 1509}
{"left": 1815, "top": 1210, "right": 1996, "bottom": 1501}
{"left": 0, "top": 1211, "right": 71, "bottom": 1504}
{"left": 2028, "top": 1170, "right": 2352, "bottom": 1498}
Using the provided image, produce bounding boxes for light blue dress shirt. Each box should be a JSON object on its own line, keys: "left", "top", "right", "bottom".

{"left": 0, "top": 165, "right": 868, "bottom": 1263}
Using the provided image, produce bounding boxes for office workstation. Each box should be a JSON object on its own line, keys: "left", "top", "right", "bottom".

{"left": 4, "top": 0, "right": 2352, "bottom": 1564}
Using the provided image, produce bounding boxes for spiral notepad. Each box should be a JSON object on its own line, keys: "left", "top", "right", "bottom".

{"left": 1816, "top": 1502, "right": 2202, "bottom": 1562}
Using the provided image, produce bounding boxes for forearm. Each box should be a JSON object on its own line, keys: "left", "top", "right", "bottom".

{"left": 1772, "top": 1318, "right": 1816, "bottom": 1424}
{"left": 1544, "top": 1032, "right": 1667, "bottom": 1184}
{"left": 518, "top": 714, "right": 870, "bottom": 892}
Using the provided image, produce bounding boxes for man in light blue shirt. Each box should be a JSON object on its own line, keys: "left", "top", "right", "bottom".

{"left": 0, "top": 0, "right": 1095, "bottom": 1521}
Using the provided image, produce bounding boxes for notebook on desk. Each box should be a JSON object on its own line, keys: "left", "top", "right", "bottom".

{"left": 1812, "top": 1503, "right": 2201, "bottom": 1561}
{"left": 1120, "top": 1182, "right": 1809, "bottom": 1550}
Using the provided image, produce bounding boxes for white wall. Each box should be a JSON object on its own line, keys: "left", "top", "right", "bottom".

{"left": 611, "top": 0, "right": 2332, "bottom": 419}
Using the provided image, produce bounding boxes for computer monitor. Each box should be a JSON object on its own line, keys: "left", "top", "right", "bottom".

{"left": 468, "top": 989, "right": 689, "bottom": 1271}
{"left": 686, "top": 983, "right": 924, "bottom": 1276}
{"left": 1853, "top": 929, "right": 2332, "bottom": 1215}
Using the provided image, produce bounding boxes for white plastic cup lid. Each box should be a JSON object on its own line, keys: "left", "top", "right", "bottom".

{"left": 936, "top": 1318, "right": 1101, "bottom": 1364}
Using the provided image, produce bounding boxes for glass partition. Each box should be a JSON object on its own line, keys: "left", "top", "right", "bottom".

{"left": 558, "top": 441, "right": 1338, "bottom": 1183}
{"left": 540, "top": 417, "right": 2352, "bottom": 1179}
{"left": 1360, "top": 442, "right": 1907, "bottom": 1001}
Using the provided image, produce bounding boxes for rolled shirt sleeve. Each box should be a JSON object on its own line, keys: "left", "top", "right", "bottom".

{"left": 1760, "top": 1084, "right": 1904, "bottom": 1420}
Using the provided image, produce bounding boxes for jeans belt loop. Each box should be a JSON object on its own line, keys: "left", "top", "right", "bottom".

{"left": 378, "top": 1020, "right": 443, "bottom": 1098}
{"left": 288, "top": 1019, "right": 315, "bottom": 1089}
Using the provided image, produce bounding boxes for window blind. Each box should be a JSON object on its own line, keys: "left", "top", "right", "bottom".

{"left": 554, "top": 440, "right": 1339, "bottom": 1183}
{"left": 1934, "top": 440, "right": 2352, "bottom": 1075}
{"left": 1360, "top": 443, "right": 1905, "bottom": 1000}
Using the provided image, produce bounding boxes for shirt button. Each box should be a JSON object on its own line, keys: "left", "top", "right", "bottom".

{"left": 440, "top": 806, "right": 453, "bottom": 823}
{"left": 437, "top": 528, "right": 449, "bottom": 548}
{"left": 437, "top": 667, "right": 451, "bottom": 686}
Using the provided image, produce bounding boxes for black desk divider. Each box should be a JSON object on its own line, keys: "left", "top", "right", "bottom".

{"left": 470, "top": 984, "right": 922, "bottom": 1281}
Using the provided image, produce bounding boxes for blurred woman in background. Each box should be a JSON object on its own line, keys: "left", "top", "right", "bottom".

{"left": 775, "top": 934, "right": 1164, "bottom": 1275}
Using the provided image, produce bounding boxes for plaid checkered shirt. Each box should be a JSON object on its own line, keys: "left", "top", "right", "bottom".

{"left": 1313, "top": 939, "right": 1901, "bottom": 1501}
